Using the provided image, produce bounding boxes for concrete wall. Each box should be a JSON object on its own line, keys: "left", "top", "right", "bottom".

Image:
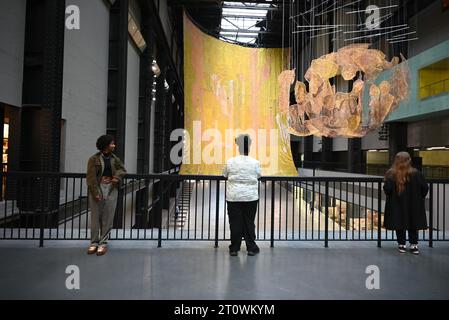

{"left": 409, "top": 0, "right": 449, "bottom": 57}
{"left": 386, "top": 39, "right": 449, "bottom": 122}
{"left": 124, "top": 40, "right": 140, "bottom": 174}
{"left": 362, "top": 130, "right": 389, "bottom": 151}
{"left": 61, "top": 0, "right": 110, "bottom": 173}
{"left": 332, "top": 137, "right": 347, "bottom": 152}
{"left": 0, "top": 0, "right": 26, "bottom": 107}
{"left": 312, "top": 136, "right": 349, "bottom": 153}
{"left": 408, "top": 116, "right": 449, "bottom": 148}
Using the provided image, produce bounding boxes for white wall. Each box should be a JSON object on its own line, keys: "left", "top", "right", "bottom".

{"left": 313, "top": 136, "right": 321, "bottom": 153}
{"left": 62, "top": 0, "right": 110, "bottom": 173}
{"left": 332, "top": 137, "right": 348, "bottom": 152}
{"left": 0, "top": 0, "right": 26, "bottom": 107}
{"left": 124, "top": 40, "right": 140, "bottom": 174}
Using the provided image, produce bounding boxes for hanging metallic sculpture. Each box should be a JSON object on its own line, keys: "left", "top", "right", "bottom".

{"left": 281, "top": 43, "right": 410, "bottom": 138}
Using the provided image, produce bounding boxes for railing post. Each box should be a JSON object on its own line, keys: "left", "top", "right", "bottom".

{"left": 270, "top": 180, "right": 275, "bottom": 248}
{"left": 157, "top": 178, "right": 163, "bottom": 248}
{"left": 214, "top": 180, "right": 220, "bottom": 248}
{"left": 39, "top": 210, "right": 45, "bottom": 248}
{"left": 324, "top": 181, "right": 329, "bottom": 248}
{"left": 38, "top": 175, "right": 45, "bottom": 248}
{"left": 429, "top": 182, "right": 433, "bottom": 248}
{"left": 377, "top": 181, "right": 382, "bottom": 248}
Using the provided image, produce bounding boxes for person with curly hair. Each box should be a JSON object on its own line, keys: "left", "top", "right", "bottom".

{"left": 86, "top": 135, "right": 127, "bottom": 256}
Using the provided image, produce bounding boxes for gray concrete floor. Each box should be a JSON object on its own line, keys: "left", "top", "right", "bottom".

{"left": 0, "top": 240, "right": 448, "bottom": 300}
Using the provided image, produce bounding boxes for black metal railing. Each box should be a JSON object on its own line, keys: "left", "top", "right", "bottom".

{"left": 0, "top": 172, "right": 447, "bottom": 248}
{"left": 422, "top": 166, "right": 449, "bottom": 179}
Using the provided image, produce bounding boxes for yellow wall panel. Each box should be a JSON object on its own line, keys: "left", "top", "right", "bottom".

{"left": 419, "top": 150, "right": 449, "bottom": 166}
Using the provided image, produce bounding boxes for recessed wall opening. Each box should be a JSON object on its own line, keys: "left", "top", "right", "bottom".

{"left": 419, "top": 57, "right": 449, "bottom": 99}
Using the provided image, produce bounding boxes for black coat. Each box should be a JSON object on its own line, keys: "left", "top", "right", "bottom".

{"left": 383, "top": 169, "right": 429, "bottom": 230}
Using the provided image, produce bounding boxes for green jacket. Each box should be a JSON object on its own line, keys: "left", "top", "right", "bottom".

{"left": 86, "top": 152, "right": 127, "bottom": 197}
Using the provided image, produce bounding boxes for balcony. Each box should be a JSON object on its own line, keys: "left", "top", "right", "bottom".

{"left": 0, "top": 171, "right": 448, "bottom": 299}
{"left": 0, "top": 171, "right": 447, "bottom": 244}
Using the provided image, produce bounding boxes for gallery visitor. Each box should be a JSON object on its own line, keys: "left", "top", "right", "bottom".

{"left": 223, "top": 134, "right": 261, "bottom": 256}
{"left": 86, "top": 135, "right": 127, "bottom": 256}
{"left": 383, "top": 152, "right": 429, "bottom": 255}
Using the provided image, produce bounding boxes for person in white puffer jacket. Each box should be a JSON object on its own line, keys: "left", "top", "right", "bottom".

{"left": 222, "top": 134, "right": 261, "bottom": 256}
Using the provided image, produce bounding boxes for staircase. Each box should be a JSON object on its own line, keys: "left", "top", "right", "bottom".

{"left": 171, "top": 181, "right": 193, "bottom": 229}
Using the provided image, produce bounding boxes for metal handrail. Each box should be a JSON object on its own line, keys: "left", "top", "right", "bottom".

{"left": 0, "top": 171, "right": 447, "bottom": 248}
{"left": 1, "top": 171, "right": 448, "bottom": 183}
{"left": 420, "top": 77, "right": 449, "bottom": 90}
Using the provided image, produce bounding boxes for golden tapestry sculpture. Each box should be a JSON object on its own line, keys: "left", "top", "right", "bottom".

{"left": 180, "top": 14, "right": 298, "bottom": 176}
{"left": 283, "top": 43, "right": 410, "bottom": 138}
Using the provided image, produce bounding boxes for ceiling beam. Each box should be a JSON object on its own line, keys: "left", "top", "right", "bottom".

{"left": 220, "top": 34, "right": 259, "bottom": 39}
{"left": 222, "top": 14, "right": 279, "bottom": 19}
{"left": 170, "top": 2, "right": 289, "bottom": 9}
{"left": 187, "top": 13, "right": 283, "bottom": 20}
{"left": 220, "top": 28, "right": 274, "bottom": 34}
{"left": 169, "top": 0, "right": 288, "bottom": 5}
{"left": 222, "top": 4, "right": 283, "bottom": 10}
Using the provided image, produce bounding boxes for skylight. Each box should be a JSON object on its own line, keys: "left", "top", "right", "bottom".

{"left": 219, "top": 1, "right": 273, "bottom": 44}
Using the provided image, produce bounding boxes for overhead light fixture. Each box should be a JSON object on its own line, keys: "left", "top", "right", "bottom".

{"left": 152, "top": 59, "right": 161, "bottom": 77}
{"left": 426, "top": 147, "right": 448, "bottom": 151}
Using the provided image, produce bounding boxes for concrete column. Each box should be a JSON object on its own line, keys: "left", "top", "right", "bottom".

{"left": 388, "top": 122, "right": 408, "bottom": 165}
{"left": 303, "top": 136, "right": 313, "bottom": 168}
{"left": 348, "top": 138, "right": 363, "bottom": 173}
{"left": 321, "top": 137, "right": 333, "bottom": 170}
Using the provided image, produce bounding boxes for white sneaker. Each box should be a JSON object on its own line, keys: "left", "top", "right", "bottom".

{"left": 409, "top": 245, "right": 420, "bottom": 255}
{"left": 397, "top": 245, "right": 406, "bottom": 253}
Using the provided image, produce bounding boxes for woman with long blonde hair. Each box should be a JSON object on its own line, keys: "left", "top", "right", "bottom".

{"left": 383, "top": 152, "right": 428, "bottom": 254}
